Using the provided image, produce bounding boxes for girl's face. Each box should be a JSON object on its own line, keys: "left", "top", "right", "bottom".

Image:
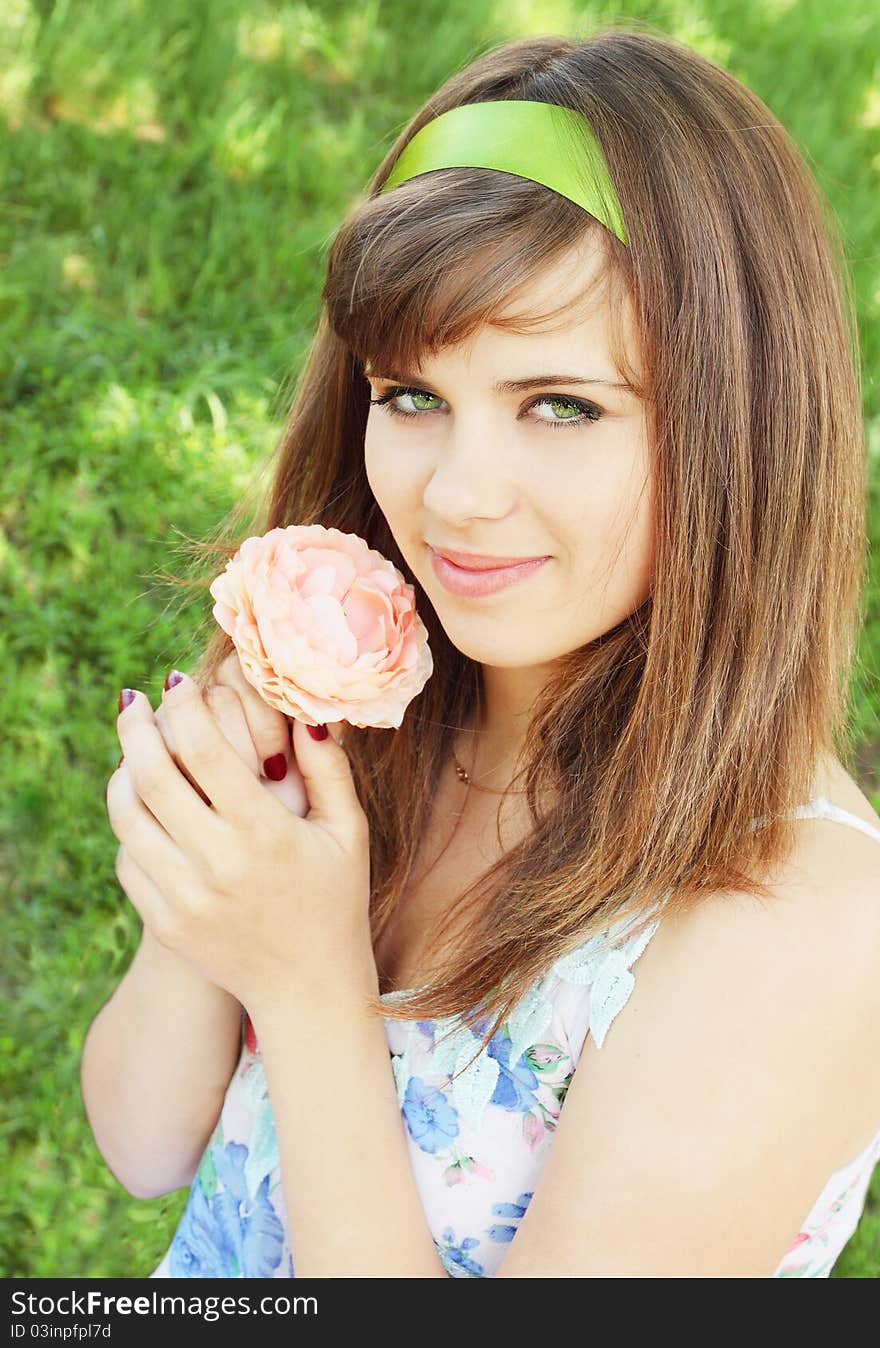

{"left": 363, "top": 236, "right": 654, "bottom": 670}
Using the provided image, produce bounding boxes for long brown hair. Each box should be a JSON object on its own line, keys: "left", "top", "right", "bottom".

{"left": 157, "top": 23, "right": 867, "bottom": 1062}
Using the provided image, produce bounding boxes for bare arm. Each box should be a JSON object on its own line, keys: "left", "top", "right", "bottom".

{"left": 82, "top": 652, "right": 304, "bottom": 1200}
{"left": 80, "top": 925, "right": 243, "bottom": 1199}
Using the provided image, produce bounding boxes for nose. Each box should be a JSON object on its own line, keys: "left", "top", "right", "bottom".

{"left": 421, "top": 412, "right": 518, "bottom": 524}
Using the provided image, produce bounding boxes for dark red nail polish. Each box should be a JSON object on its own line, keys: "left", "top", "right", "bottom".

{"left": 307, "top": 723, "right": 328, "bottom": 740}
{"left": 164, "top": 670, "right": 185, "bottom": 691}
{"left": 118, "top": 689, "right": 136, "bottom": 712}
{"left": 263, "top": 753, "right": 288, "bottom": 780}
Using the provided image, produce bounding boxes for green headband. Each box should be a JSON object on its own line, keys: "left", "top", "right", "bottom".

{"left": 379, "top": 99, "right": 629, "bottom": 248}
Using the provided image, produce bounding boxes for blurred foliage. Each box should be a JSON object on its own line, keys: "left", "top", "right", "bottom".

{"left": 1, "top": 0, "right": 878, "bottom": 1279}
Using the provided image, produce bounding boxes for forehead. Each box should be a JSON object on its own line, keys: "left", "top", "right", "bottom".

{"left": 495, "top": 232, "right": 611, "bottom": 317}
{"left": 403, "top": 235, "right": 642, "bottom": 384}
{"left": 353, "top": 212, "right": 646, "bottom": 398}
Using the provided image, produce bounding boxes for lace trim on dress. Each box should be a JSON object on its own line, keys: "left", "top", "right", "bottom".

{"left": 386, "top": 892, "right": 671, "bottom": 1133}
{"left": 386, "top": 793, "right": 880, "bottom": 1133}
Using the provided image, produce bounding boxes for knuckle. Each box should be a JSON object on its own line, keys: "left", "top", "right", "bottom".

{"left": 350, "top": 816, "right": 371, "bottom": 851}
{"left": 154, "top": 909, "right": 183, "bottom": 952}
{"left": 186, "top": 734, "right": 222, "bottom": 776}
{"left": 199, "top": 820, "right": 236, "bottom": 886}
{"left": 131, "top": 758, "right": 164, "bottom": 799}
{"left": 337, "top": 807, "right": 369, "bottom": 853}
{"left": 106, "top": 771, "right": 129, "bottom": 824}
{"left": 153, "top": 705, "right": 177, "bottom": 757}
{"left": 250, "top": 833, "right": 284, "bottom": 886}
{"left": 151, "top": 892, "right": 191, "bottom": 947}
{"left": 211, "top": 677, "right": 286, "bottom": 762}
{"left": 206, "top": 684, "right": 239, "bottom": 712}
{"left": 114, "top": 846, "right": 141, "bottom": 905}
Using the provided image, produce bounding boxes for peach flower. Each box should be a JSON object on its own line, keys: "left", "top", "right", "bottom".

{"left": 208, "top": 524, "right": 433, "bottom": 730}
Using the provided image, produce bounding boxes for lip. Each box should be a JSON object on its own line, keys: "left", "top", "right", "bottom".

{"left": 427, "top": 544, "right": 550, "bottom": 571}
{"left": 428, "top": 546, "right": 551, "bottom": 598}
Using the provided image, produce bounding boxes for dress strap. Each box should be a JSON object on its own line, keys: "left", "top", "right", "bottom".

{"left": 748, "top": 793, "right": 880, "bottom": 845}
{"left": 561, "top": 793, "right": 880, "bottom": 1063}
{"left": 789, "top": 794, "right": 880, "bottom": 846}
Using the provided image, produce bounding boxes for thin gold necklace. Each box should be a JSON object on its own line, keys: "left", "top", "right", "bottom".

{"left": 451, "top": 738, "right": 529, "bottom": 794}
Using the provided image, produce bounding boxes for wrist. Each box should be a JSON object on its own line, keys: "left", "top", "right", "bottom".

{"left": 137, "top": 925, "right": 236, "bottom": 1001}
{"left": 246, "top": 955, "right": 380, "bottom": 1036}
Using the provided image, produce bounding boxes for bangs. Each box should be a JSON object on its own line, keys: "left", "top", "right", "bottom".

{"left": 321, "top": 167, "right": 637, "bottom": 389}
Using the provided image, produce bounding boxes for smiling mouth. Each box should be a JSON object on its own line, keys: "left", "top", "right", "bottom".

{"left": 427, "top": 545, "right": 550, "bottom": 571}
{"left": 428, "top": 548, "right": 551, "bottom": 598}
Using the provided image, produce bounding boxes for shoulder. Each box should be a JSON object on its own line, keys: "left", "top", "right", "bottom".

{"left": 671, "top": 754, "right": 880, "bottom": 1013}
{"left": 635, "top": 770, "right": 880, "bottom": 1146}
{"left": 495, "top": 771, "right": 880, "bottom": 1276}
{"left": 665, "top": 761, "right": 880, "bottom": 960}
{"left": 774, "top": 757, "right": 880, "bottom": 982}
{"left": 627, "top": 754, "right": 880, "bottom": 1050}
{"left": 604, "top": 812, "right": 880, "bottom": 1148}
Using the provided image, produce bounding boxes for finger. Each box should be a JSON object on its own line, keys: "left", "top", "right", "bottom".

{"left": 116, "top": 689, "right": 229, "bottom": 853}
{"left": 212, "top": 650, "right": 292, "bottom": 777}
{"left": 258, "top": 745, "right": 310, "bottom": 816}
{"left": 204, "top": 684, "right": 261, "bottom": 777}
{"left": 216, "top": 648, "right": 348, "bottom": 757}
{"left": 290, "top": 715, "right": 366, "bottom": 846}
{"left": 114, "top": 843, "right": 178, "bottom": 950}
{"left": 154, "top": 703, "right": 213, "bottom": 806}
{"left": 157, "top": 672, "right": 283, "bottom": 828}
{"left": 107, "top": 765, "right": 197, "bottom": 945}
{"left": 204, "top": 682, "right": 308, "bottom": 816}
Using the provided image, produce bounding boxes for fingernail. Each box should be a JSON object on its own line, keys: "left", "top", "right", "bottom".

{"left": 307, "top": 723, "right": 328, "bottom": 741}
{"left": 262, "top": 753, "right": 288, "bottom": 780}
{"left": 164, "top": 670, "right": 185, "bottom": 691}
{"left": 118, "top": 689, "right": 136, "bottom": 712}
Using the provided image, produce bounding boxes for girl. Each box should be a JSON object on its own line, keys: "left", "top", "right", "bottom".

{"left": 82, "top": 26, "right": 880, "bottom": 1277}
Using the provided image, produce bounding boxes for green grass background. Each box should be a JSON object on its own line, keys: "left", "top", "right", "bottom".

{"left": 2, "top": 0, "right": 879, "bottom": 1279}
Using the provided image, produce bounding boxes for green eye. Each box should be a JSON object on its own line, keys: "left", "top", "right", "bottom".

{"left": 369, "top": 384, "right": 604, "bottom": 431}
{"left": 370, "top": 387, "right": 440, "bottom": 415}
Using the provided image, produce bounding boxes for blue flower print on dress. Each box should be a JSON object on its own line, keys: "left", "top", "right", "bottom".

{"left": 435, "top": 1226, "right": 485, "bottom": 1278}
{"left": 485, "top": 1029, "right": 541, "bottom": 1114}
{"left": 487, "top": 1191, "right": 534, "bottom": 1244}
{"left": 170, "top": 1172, "right": 237, "bottom": 1277}
{"left": 402, "top": 1076, "right": 460, "bottom": 1154}
{"left": 170, "top": 1140, "right": 286, "bottom": 1278}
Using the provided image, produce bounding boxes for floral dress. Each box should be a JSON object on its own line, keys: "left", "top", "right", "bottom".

{"left": 149, "top": 796, "right": 880, "bottom": 1278}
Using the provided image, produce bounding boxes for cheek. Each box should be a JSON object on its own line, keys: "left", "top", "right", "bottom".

{"left": 564, "top": 459, "right": 655, "bottom": 605}
{"left": 364, "top": 429, "right": 429, "bottom": 577}
{"left": 363, "top": 428, "right": 403, "bottom": 513}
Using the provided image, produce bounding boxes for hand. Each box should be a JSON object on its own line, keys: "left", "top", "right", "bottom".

{"left": 107, "top": 672, "right": 374, "bottom": 1016}
{"left": 112, "top": 660, "right": 310, "bottom": 970}
{"left": 155, "top": 651, "right": 312, "bottom": 817}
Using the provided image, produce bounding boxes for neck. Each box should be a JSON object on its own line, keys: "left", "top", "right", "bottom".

{"left": 459, "top": 663, "right": 549, "bottom": 789}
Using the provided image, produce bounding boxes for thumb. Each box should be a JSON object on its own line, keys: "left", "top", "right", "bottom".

{"left": 292, "top": 717, "right": 361, "bottom": 835}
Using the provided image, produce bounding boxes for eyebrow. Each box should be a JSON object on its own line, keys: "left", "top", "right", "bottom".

{"left": 364, "top": 366, "right": 634, "bottom": 392}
